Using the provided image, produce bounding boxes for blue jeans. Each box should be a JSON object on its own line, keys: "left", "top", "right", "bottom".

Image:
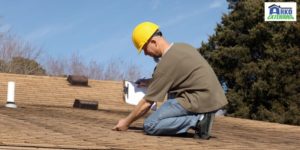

{"left": 143, "top": 99, "right": 201, "bottom": 135}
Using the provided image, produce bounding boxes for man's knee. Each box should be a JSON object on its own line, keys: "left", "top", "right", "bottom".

{"left": 143, "top": 120, "right": 158, "bottom": 135}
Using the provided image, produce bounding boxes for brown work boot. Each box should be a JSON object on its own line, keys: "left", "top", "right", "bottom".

{"left": 194, "top": 113, "right": 215, "bottom": 140}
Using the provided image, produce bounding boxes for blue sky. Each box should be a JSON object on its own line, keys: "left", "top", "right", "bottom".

{"left": 0, "top": 0, "right": 229, "bottom": 77}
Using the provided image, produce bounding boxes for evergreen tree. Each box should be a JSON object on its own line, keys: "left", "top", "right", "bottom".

{"left": 10, "top": 57, "right": 46, "bottom": 75}
{"left": 199, "top": 0, "right": 300, "bottom": 125}
{"left": 0, "top": 57, "right": 46, "bottom": 75}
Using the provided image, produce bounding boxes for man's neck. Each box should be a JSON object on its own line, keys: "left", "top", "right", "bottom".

{"left": 162, "top": 42, "right": 173, "bottom": 56}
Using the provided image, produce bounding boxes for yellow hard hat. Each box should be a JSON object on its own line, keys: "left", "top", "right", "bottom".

{"left": 132, "top": 22, "right": 159, "bottom": 53}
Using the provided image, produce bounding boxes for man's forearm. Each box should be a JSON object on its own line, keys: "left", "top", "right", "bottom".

{"left": 125, "top": 99, "right": 153, "bottom": 125}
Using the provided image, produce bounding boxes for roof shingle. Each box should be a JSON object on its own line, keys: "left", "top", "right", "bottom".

{"left": 0, "top": 73, "right": 299, "bottom": 149}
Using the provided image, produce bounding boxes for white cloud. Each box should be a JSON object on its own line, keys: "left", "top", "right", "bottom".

{"left": 25, "top": 23, "right": 74, "bottom": 41}
{"left": 84, "top": 32, "right": 130, "bottom": 53}
{"left": 25, "top": 26, "right": 53, "bottom": 41}
{"left": 160, "top": 9, "right": 202, "bottom": 28}
{"left": 209, "top": 0, "right": 225, "bottom": 9}
{"left": 160, "top": 1, "right": 226, "bottom": 28}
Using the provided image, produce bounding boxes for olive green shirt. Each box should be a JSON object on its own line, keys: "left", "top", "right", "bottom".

{"left": 144, "top": 43, "right": 228, "bottom": 113}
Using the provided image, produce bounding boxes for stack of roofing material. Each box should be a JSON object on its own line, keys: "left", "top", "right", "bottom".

{"left": 67, "top": 75, "right": 88, "bottom": 86}
{"left": 73, "top": 99, "right": 98, "bottom": 110}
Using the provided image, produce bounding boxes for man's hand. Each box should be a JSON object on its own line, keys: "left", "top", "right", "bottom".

{"left": 112, "top": 99, "right": 152, "bottom": 132}
{"left": 112, "top": 118, "right": 130, "bottom": 131}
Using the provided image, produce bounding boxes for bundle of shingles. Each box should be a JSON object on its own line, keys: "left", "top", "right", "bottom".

{"left": 67, "top": 75, "right": 88, "bottom": 86}
{"left": 73, "top": 99, "right": 98, "bottom": 110}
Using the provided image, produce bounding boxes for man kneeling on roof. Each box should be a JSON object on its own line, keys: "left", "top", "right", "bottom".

{"left": 113, "top": 21, "right": 228, "bottom": 139}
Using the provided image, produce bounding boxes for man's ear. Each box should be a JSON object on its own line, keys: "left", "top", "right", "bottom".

{"left": 150, "top": 38, "right": 158, "bottom": 48}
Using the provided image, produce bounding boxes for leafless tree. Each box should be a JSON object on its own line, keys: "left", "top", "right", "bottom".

{"left": 0, "top": 32, "right": 44, "bottom": 75}
{"left": 103, "top": 59, "right": 125, "bottom": 80}
{"left": 0, "top": 34, "right": 41, "bottom": 61}
{"left": 123, "top": 63, "right": 142, "bottom": 81}
{"left": 44, "top": 56, "right": 66, "bottom": 76}
{"left": 0, "top": 23, "right": 143, "bottom": 79}
{"left": 47, "top": 54, "right": 143, "bottom": 81}
{"left": 67, "top": 53, "right": 87, "bottom": 76}
{"left": 87, "top": 60, "right": 104, "bottom": 80}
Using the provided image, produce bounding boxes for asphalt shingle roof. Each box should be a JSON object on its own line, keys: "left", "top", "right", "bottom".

{"left": 0, "top": 73, "right": 299, "bottom": 149}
